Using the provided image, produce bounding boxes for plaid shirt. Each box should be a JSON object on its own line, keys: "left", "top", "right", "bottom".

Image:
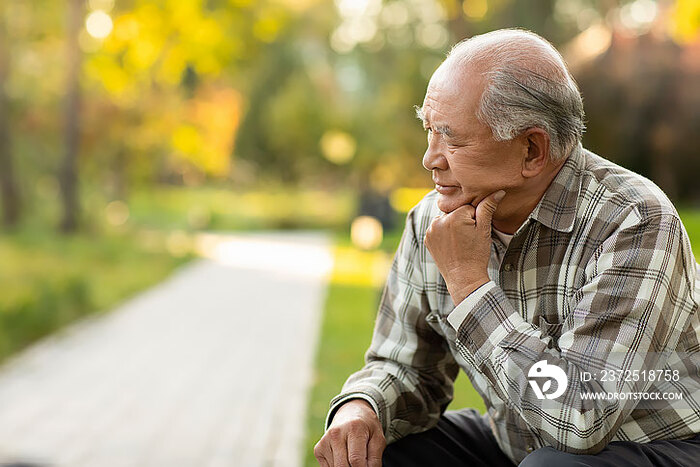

{"left": 324, "top": 144, "right": 700, "bottom": 464}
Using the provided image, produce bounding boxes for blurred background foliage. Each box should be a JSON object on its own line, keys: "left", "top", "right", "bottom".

{"left": 2, "top": 0, "right": 699, "bottom": 228}
{"left": 0, "top": 0, "right": 699, "bottom": 462}
{"left": 3, "top": 0, "right": 698, "bottom": 236}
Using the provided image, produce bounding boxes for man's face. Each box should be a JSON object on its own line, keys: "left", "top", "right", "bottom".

{"left": 419, "top": 63, "right": 524, "bottom": 214}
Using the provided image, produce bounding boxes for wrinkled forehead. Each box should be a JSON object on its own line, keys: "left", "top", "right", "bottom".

{"left": 428, "top": 58, "right": 479, "bottom": 91}
{"left": 423, "top": 59, "right": 485, "bottom": 116}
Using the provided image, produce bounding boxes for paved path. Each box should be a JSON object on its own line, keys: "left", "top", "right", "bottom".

{"left": 0, "top": 232, "right": 333, "bottom": 467}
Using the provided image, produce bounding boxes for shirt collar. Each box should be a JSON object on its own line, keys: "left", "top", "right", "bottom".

{"left": 524, "top": 143, "right": 584, "bottom": 234}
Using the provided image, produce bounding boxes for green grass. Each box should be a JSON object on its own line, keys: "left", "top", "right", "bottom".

{"left": 0, "top": 227, "right": 191, "bottom": 363}
{"left": 303, "top": 282, "right": 378, "bottom": 466}
{"left": 0, "top": 184, "right": 355, "bottom": 363}
{"left": 27, "top": 180, "right": 357, "bottom": 233}
{"left": 304, "top": 211, "right": 700, "bottom": 466}
{"left": 128, "top": 186, "right": 355, "bottom": 231}
{"left": 679, "top": 209, "right": 700, "bottom": 258}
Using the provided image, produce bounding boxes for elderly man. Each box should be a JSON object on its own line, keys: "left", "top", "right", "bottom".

{"left": 314, "top": 29, "right": 700, "bottom": 467}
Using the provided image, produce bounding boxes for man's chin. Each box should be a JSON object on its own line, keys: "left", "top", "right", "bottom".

{"left": 436, "top": 192, "right": 479, "bottom": 213}
{"left": 436, "top": 195, "right": 462, "bottom": 214}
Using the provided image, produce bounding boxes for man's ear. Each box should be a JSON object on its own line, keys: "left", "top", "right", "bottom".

{"left": 521, "top": 128, "right": 550, "bottom": 178}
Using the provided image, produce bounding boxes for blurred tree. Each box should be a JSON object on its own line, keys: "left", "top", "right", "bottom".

{"left": 669, "top": 0, "right": 700, "bottom": 44}
{"left": 81, "top": 0, "right": 290, "bottom": 193}
{"left": 234, "top": 0, "right": 580, "bottom": 191}
{"left": 235, "top": 40, "right": 304, "bottom": 183}
{"left": 0, "top": 6, "right": 21, "bottom": 227}
{"left": 577, "top": 31, "right": 700, "bottom": 202}
{"left": 235, "top": 0, "right": 437, "bottom": 187}
{"left": 4, "top": 0, "right": 700, "bottom": 233}
{"left": 59, "top": 0, "right": 83, "bottom": 232}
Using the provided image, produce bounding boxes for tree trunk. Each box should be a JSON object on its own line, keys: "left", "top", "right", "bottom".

{"left": 0, "top": 6, "right": 21, "bottom": 227}
{"left": 59, "top": 0, "right": 82, "bottom": 233}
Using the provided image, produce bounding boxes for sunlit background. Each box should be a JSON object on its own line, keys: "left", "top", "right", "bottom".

{"left": 0, "top": 0, "right": 699, "bottom": 466}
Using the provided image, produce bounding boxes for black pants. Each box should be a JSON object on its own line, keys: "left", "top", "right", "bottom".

{"left": 381, "top": 408, "right": 700, "bottom": 467}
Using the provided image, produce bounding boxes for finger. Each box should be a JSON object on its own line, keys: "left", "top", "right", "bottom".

{"left": 315, "top": 440, "right": 333, "bottom": 467}
{"left": 452, "top": 205, "right": 476, "bottom": 225}
{"left": 347, "top": 431, "right": 369, "bottom": 467}
{"left": 330, "top": 434, "right": 350, "bottom": 467}
{"left": 455, "top": 204, "right": 476, "bottom": 218}
{"left": 448, "top": 204, "right": 475, "bottom": 218}
{"left": 348, "top": 436, "right": 367, "bottom": 467}
{"left": 367, "top": 433, "right": 386, "bottom": 467}
{"left": 475, "top": 190, "right": 506, "bottom": 230}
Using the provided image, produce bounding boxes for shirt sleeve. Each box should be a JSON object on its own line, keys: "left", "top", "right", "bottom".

{"left": 447, "top": 212, "right": 698, "bottom": 454}
{"left": 324, "top": 205, "right": 460, "bottom": 443}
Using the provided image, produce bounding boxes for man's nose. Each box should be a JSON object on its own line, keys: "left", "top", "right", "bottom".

{"left": 422, "top": 135, "right": 448, "bottom": 171}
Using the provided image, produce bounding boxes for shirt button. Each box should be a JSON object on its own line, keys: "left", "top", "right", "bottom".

{"left": 503, "top": 263, "right": 513, "bottom": 272}
{"left": 526, "top": 445, "right": 535, "bottom": 453}
{"left": 426, "top": 314, "right": 439, "bottom": 323}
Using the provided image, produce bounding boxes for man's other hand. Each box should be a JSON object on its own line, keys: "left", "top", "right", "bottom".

{"left": 314, "top": 399, "right": 386, "bottom": 467}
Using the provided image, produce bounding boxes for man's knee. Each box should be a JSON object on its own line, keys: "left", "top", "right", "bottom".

{"left": 381, "top": 438, "right": 427, "bottom": 467}
{"left": 381, "top": 442, "right": 402, "bottom": 466}
{"left": 518, "top": 446, "right": 582, "bottom": 467}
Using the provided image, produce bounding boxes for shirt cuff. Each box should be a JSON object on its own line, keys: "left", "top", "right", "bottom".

{"left": 446, "top": 281, "right": 493, "bottom": 331}
{"left": 324, "top": 392, "right": 381, "bottom": 432}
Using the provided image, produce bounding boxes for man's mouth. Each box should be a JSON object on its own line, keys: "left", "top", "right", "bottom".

{"left": 435, "top": 183, "right": 459, "bottom": 194}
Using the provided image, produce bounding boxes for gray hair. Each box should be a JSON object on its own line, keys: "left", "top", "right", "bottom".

{"left": 446, "top": 29, "right": 585, "bottom": 162}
